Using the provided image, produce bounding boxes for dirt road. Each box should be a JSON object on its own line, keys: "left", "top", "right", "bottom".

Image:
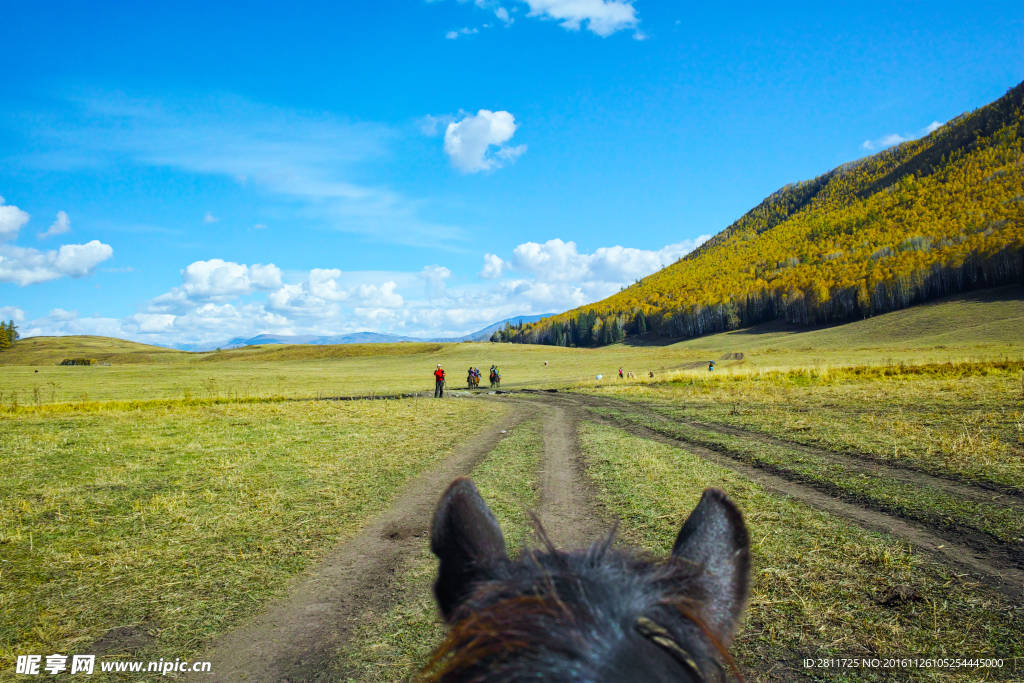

{"left": 196, "top": 389, "right": 1022, "bottom": 681}
{"left": 200, "top": 408, "right": 536, "bottom": 683}
{"left": 544, "top": 391, "right": 1024, "bottom": 602}
{"left": 199, "top": 397, "right": 607, "bottom": 682}
{"left": 535, "top": 403, "right": 605, "bottom": 548}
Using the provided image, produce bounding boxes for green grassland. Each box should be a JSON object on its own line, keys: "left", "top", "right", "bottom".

{"left": 585, "top": 361, "right": 1024, "bottom": 491}
{"left": 0, "top": 398, "right": 507, "bottom": 677}
{"left": 1, "top": 287, "right": 1022, "bottom": 406}
{"left": 579, "top": 421, "right": 1024, "bottom": 682}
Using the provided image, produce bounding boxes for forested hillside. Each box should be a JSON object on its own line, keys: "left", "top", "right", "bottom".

{"left": 519, "top": 80, "right": 1024, "bottom": 346}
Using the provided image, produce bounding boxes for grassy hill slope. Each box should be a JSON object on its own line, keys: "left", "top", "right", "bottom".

{"left": 522, "top": 80, "right": 1024, "bottom": 347}
{"left": 0, "top": 336, "right": 189, "bottom": 366}
{"left": 667, "top": 285, "right": 1024, "bottom": 353}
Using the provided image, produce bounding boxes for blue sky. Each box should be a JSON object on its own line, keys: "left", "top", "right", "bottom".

{"left": 1, "top": 0, "right": 1022, "bottom": 345}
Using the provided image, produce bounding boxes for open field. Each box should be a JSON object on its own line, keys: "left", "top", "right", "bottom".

{"left": 0, "top": 398, "right": 508, "bottom": 679}
{"left": 1, "top": 287, "right": 1023, "bottom": 405}
{"left": 582, "top": 361, "right": 1024, "bottom": 490}
{"left": 579, "top": 420, "right": 1024, "bottom": 681}
{"left": 2, "top": 289, "right": 1024, "bottom": 681}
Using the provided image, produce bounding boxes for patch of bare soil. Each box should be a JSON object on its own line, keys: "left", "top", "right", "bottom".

{"left": 88, "top": 622, "right": 159, "bottom": 656}
{"left": 196, "top": 407, "right": 537, "bottom": 683}
{"left": 537, "top": 392, "right": 1024, "bottom": 602}
{"left": 534, "top": 403, "right": 606, "bottom": 548}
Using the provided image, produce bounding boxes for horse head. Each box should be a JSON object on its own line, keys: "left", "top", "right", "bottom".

{"left": 426, "top": 477, "right": 751, "bottom": 682}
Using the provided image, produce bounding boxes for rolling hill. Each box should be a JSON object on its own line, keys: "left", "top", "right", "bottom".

{"left": 519, "top": 79, "right": 1024, "bottom": 346}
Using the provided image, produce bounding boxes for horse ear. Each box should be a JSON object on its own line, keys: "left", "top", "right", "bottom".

{"left": 671, "top": 488, "right": 751, "bottom": 645}
{"left": 431, "top": 477, "right": 509, "bottom": 622}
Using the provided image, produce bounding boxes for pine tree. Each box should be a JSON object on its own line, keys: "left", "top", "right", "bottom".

{"left": 615, "top": 318, "right": 622, "bottom": 342}
{"left": 636, "top": 310, "right": 647, "bottom": 334}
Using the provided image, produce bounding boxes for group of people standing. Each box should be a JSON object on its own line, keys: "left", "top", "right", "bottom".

{"left": 433, "top": 364, "right": 501, "bottom": 398}
{"left": 617, "top": 367, "right": 655, "bottom": 379}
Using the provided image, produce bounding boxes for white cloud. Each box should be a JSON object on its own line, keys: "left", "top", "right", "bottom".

{"left": 203, "top": 212, "right": 219, "bottom": 223}
{"left": 509, "top": 236, "right": 710, "bottom": 284}
{"left": 453, "top": 1, "right": 638, "bottom": 35}
{"left": 443, "top": 110, "right": 526, "bottom": 173}
{"left": 479, "top": 252, "right": 506, "bottom": 279}
{"left": 13, "top": 233, "right": 708, "bottom": 344}
{"left": 862, "top": 120, "right": 945, "bottom": 151}
{"left": 48, "top": 308, "right": 78, "bottom": 321}
{"left": 0, "top": 305, "right": 27, "bottom": 323}
{"left": 38, "top": 211, "right": 72, "bottom": 239}
{"left": 127, "top": 313, "right": 178, "bottom": 333}
{"left": 419, "top": 114, "right": 456, "bottom": 136}
{"left": 464, "top": 0, "right": 516, "bottom": 25}
{"left": 446, "top": 27, "right": 479, "bottom": 39}
{"left": 419, "top": 265, "right": 453, "bottom": 299}
{"left": 0, "top": 196, "right": 31, "bottom": 242}
{"left": 32, "top": 95, "right": 464, "bottom": 246}
{"left": 151, "top": 259, "right": 283, "bottom": 306}
{"left": 523, "top": 0, "right": 639, "bottom": 36}
{"left": 265, "top": 270, "right": 405, "bottom": 315}
{"left": 0, "top": 240, "right": 114, "bottom": 286}
{"left": 254, "top": 223, "right": 268, "bottom": 229}
{"left": 356, "top": 281, "right": 404, "bottom": 308}
{"left": 862, "top": 133, "right": 907, "bottom": 151}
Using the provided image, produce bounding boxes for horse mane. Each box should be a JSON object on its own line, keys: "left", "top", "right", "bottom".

{"left": 422, "top": 524, "right": 740, "bottom": 683}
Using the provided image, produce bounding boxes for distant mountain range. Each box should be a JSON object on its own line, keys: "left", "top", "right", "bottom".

{"left": 171, "top": 313, "right": 555, "bottom": 351}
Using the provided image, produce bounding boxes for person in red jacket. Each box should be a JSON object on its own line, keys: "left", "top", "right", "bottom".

{"left": 434, "top": 364, "right": 446, "bottom": 398}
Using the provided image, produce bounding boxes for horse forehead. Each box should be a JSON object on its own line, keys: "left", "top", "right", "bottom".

{"left": 517, "top": 555, "right": 662, "bottom": 615}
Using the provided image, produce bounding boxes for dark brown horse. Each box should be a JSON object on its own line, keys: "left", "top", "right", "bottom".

{"left": 425, "top": 478, "right": 751, "bottom": 682}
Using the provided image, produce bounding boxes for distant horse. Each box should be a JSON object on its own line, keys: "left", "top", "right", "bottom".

{"left": 425, "top": 478, "right": 751, "bottom": 682}
{"left": 489, "top": 371, "right": 500, "bottom": 389}
{"left": 467, "top": 373, "right": 479, "bottom": 389}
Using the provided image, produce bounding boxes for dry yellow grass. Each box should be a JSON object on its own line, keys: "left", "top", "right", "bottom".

{"left": 579, "top": 421, "right": 1024, "bottom": 682}
{"left": 0, "top": 397, "right": 507, "bottom": 677}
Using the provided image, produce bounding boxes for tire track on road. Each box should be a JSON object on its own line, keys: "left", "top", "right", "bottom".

{"left": 199, "top": 406, "right": 537, "bottom": 683}
{"left": 534, "top": 403, "right": 606, "bottom": 549}
{"left": 534, "top": 392, "right": 1024, "bottom": 602}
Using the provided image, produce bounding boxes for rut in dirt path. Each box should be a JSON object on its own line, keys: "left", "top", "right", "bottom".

{"left": 569, "top": 392, "right": 1024, "bottom": 504}
{"left": 534, "top": 403, "right": 606, "bottom": 549}
{"left": 537, "top": 392, "right": 1024, "bottom": 602}
{"left": 198, "top": 407, "right": 537, "bottom": 683}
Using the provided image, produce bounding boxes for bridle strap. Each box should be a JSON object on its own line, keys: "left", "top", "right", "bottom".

{"left": 635, "top": 616, "right": 706, "bottom": 682}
